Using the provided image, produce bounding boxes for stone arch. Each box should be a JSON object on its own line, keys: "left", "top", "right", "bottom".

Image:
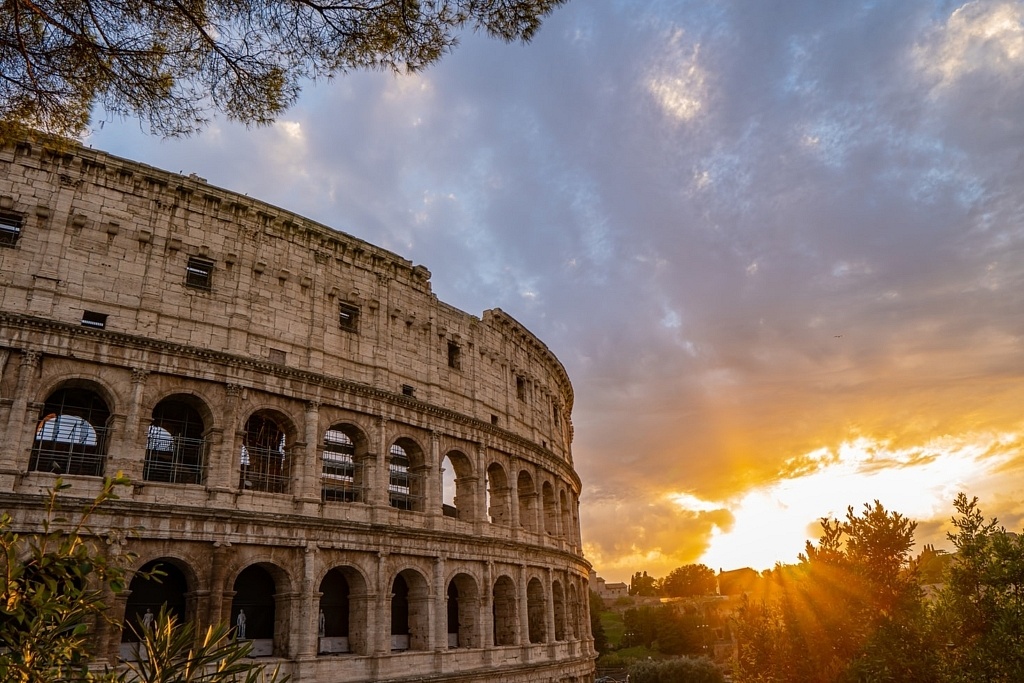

{"left": 29, "top": 380, "right": 113, "bottom": 477}
{"left": 390, "top": 567, "right": 430, "bottom": 651}
{"left": 388, "top": 437, "right": 426, "bottom": 512}
{"left": 486, "top": 462, "right": 511, "bottom": 525}
{"left": 321, "top": 421, "right": 370, "bottom": 503}
{"left": 517, "top": 470, "right": 539, "bottom": 532}
{"left": 441, "top": 449, "right": 474, "bottom": 520}
{"left": 446, "top": 572, "right": 480, "bottom": 648}
{"left": 122, "top": 558, "right": 193, "bottom": 642}
{"left": 492, "top": 575, "right": 518, "bottom": 646}
{"left": 552, "top": 579, "right": 566, "bottom": 641}
{"left": 527, "top": 577, "right": 546, "bottom": 644}
{"left": 144, "top": 393, "right": 211, "bottom": 485}
{"left": 542, "top": 480, "right": 558, "bottom": 535}
{"left": 231, "top": 562, "right": 291, "bottom": 657}
{"left": 239, "top": 410, "right": 297, "bottom": 494}
{"left": 318, "top": 565, "right": 370, "bottom": 655}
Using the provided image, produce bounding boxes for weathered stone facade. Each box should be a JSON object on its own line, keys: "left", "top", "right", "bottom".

{"left": 0, "top": 138, "right": 594, "bottom": 682}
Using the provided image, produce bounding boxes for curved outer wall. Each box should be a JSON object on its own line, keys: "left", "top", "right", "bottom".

{"left": 0, "top": 139, "right": 594, "bottom": 683}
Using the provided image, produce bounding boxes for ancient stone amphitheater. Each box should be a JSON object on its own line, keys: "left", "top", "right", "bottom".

{"left": 0, "top": 137, "right": 594, "bottom": 682}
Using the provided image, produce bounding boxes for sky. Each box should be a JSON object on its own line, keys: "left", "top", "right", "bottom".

{"left": 86, "top": 0, "right": 1024, "bottom": 583}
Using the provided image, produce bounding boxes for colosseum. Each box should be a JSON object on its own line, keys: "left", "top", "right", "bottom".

{"left": 0, "top": 137, "right": 595, "bottom": 682}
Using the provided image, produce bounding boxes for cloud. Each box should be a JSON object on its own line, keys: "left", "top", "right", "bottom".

{"left": 87, "top": 0, "right": 1024, "bottom": 582}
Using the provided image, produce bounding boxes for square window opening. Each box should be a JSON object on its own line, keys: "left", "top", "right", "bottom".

{"left": 81, "top": 311, "right": 108, "bottom": 329}
{"left": 185, "top": 256, "right": 214, "bottom": 290}
{"left": 339, "top": 301, "right": 360, "bottom": 332}
{"left": 402, "top": 384, "right": 416, "bottom": 398}
{"left": 0, "top": 212, "right": 23, "bottom": 248}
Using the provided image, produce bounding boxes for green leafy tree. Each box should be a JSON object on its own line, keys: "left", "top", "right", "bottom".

{"left": 589, "top": 589, "right": 608, "bottom": 655}
{"left": 628, "top": 656, "right": 724, "bottom": 683}
{"left": 734, "top": 501, "right": 936, "bottom": 683}
{"left": 0, "top": 476, "right": 133, "bottom": 682}
{"left": 0, "top": 477, "right": 284, "bottom": 683}
{"left": 932, "top": 493, "right": 1024, "bottom": 683}
{"left": 1, "top": 0, "right": 569, "bottom": 141}
{"left": 629, "top": 570, "right": 658, "bottom": 596}
{"left": 662, "top": 564, "right": 717, "bottom": 598}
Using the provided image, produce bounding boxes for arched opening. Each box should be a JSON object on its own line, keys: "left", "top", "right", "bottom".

{"left": 122, "top": 560, "right": 189, "bottom": 643}
{"left": 232, "top": 565, "right": 277, "bottom": 656}
{"left": 552, "top": 580, "right": 566, "bottom": 641}
{"left": 568, "top": 584, "right": 580, "bottom": 639}
{"left": 318, "top": 567, "right": 350, "bottom": 653}
{"left": 527, "top": 577, "right": 546, "bottom": 644}
{"left": 321, "top": 424, "right": 367, "bottom": 503}
{"left": 30, "top": 386, "right": 111, "bottom": 477}
{"left": 390, "top": 569, "right": 429, "bottom": 650}
{"left": 560, "top": 490, "right": 572, "bottom": 541}
{"left": 492, "top": 576, "right": 518, "bottom": 646}
{"left": 486, "top": 463, "right": 510, "bottom": 525}
{"left": 388, "top": 439, "right": 425, "bottom": 512}
{"left": 542, "top": 481, "right": 558, "bottom": 535}
{"left": 517, "top": 470, "right": 538, "bottom": 532}
{"left": 239, "top": 412, "right": 291, "bottom": 494}
{"left": 144, "top": 397, "right": 207, "bottom": 484}
{"left": 447, "top": 573, "right": 480, "bottom": 648}
{"left": 441, "top": 450, "right": 474, "bottom": 520}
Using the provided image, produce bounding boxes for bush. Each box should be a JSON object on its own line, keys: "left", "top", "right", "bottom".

{"left": 628, "top": 656, "right": 725, "bottom": 683}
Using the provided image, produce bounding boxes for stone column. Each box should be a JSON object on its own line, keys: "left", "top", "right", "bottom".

{"left": 474, "top": 443, "right": 488, "bottom": 530}
{"left": 433, "top": 556, "right": 446, "bottom": 651}
{"left": 518, "top": 564, "right": 530, "bottom": 649}
{"left": 426, "top": 431, "right": 441, "bottom": 520}
{"left": 369, "top": 416, "right": 388, "bottom": 512}
{"left": 206, "top": 384, "right": 243, "bottom": 498}
{"left": 482, "top": 561, "right": 494, "bottom": 650}
{"left": 298, "top": 543, "right": 319, "bottom": 659}
{"left": 374, "top": 552, "right": 390, "bottom": 655}
{"left": 206, "top": 542, "right": 232, "bottom": 627}
{"left": 2, "top": 349, "right": 40, "bottom": 477}
{"left": 295, "top": 401, "right": 321, "bottom": 513}
{"left": 545, "top": 567, "right": 556, "bottom": 644}
{"left": 112, "top": 368, "right": 148, "bottom": 482}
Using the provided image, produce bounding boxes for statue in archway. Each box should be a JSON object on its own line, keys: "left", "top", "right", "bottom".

{"left": 236, "top": 609, "right": 247, "bottom": 639}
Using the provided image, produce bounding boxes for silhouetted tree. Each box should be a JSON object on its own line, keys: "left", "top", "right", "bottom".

{"left": 1, "top": 0, "right": 568, "bottom": 141}
{"left": 663, "top": 563, "right": 717, "bottom": 597}
{"left": 589, "top": 590, "right": 608, "bottom": 655}
{"left": 629, "top": 570, "right": 658, "bottom": 596}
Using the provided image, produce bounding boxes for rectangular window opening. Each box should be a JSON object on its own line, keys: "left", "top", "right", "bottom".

{"left": 516, "top": 376, "right": 526, "bottom": 401}
{"left": 268, "top": 348, "right": 286, "bottom": 365}
{"left": 447, "top": 341, "right": 461, "bottom": 370}
{"left": 402, "top": 384, "right": 416, "bottom": 398}
{"left": 339, "top": 301, "right": 360, "bottom": 332}
{"left": 0, "top": 212, "right": 23, "bottom": 247}
{"left": 491, "top": 414, "right": 499, "bottom": 426}
{"left": 185, "top": 256, "right": 214, "bottom": 290}
{"left": 81, "top": 310, "right": 108, "bottom": 329}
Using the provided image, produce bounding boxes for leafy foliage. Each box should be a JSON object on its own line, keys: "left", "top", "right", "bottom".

{"left": 0, "top": 477, "right": 284, "bottom": 683}
{"left": 0, "top": 0, "right": 569, "bottom": 141}
{"left": 628, "top": 656, "right": 724, "bottom": 683}
{"left": 118, "top": 607, "right": 287, "bottom": 683}
{"left": 0, "top": 475, "right": 133, "bottom": 683}
{"left": 629, "top": 570, "right": 658, "bottom": 596}
{"left": 589, "top": 589, "right": 609, "bottom": 655}
{"left": 932, "top": 494, "right": 1024, "bottom": 683}
{"left": 662, "top": 564, "right": 717, "bottom": 598}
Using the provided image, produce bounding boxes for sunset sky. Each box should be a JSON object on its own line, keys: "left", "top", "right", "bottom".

{"left": 88, "top": 0, "right": 1024, "bottom": 583}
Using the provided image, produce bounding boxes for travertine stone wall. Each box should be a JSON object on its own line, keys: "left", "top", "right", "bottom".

{"left": 0, "top": 138, "right": 594, "bottom": 683}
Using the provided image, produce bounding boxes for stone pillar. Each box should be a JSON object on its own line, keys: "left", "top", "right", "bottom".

{"left": 112, "top": 368, "right": 148, "bottom": 482}
{"left": 207, "top": 384, "right": 243, "bottom": 497}
{"left": 545, "top": 567, "right": 556, "bottom": 644}
{"left": 482, "top": 561, "right": 494, "bottom": 649}
{"left": 297, "top": 543, "right": 319, "bottom": 658}
{"left": 206, "top": 542, "right": 232, "bottom": 627}
{"left": 509, "top": 471, "right": 520, "bottom": 530}
{"left": 518, "top": 564, "right": 530, "bottom": 648}
{"left": 433, "top": 556, "right": 446, "bottom": 651}
{"left": 426, "top": 431, "right": 441, "bottom": 519}
{"left": 369, "top": 416, "right": 388, "bottom": 511}
{"left": 2, "top": 349, "right": 40, "bottom": 477}
{"left": 295, "top": 401, "right": 321, "bottom": 512}
{"left": 374, "top": 552, "right": 390, "bottom": 655}
{"left": 474, "top": 443, "right": 488, "bottom": 530}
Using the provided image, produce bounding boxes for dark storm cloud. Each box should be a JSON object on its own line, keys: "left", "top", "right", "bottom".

{"left": 90, "top": 1, "right": 1024, "bottom": 580}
